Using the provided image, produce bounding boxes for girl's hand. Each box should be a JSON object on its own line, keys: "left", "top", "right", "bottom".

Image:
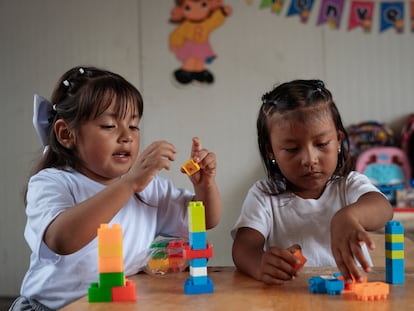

{"left": 183, "top": 137, "right": 217, "bottom": 188}
{"left": 127, "top": 140, "right": 177, "bottom": 192}
{"left": 259, "top": 245, "right": 302, "bottom": 285}
{"left": 330, "top": 208, "right": 375, "bottom": 284}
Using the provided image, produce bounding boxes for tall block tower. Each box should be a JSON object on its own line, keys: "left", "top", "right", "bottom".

{"left": 385, "top": 220, "right": 405, "bottom": 284}
{"left": 88, "top": 224, "right": 136, "bottom": 302}
{"left": 183, "top": 201, "right": 214, "bottom": 294}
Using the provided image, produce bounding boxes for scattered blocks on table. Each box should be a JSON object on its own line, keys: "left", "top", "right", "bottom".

{"left": 181, "top": 159, "right": 200, "bottom": 176}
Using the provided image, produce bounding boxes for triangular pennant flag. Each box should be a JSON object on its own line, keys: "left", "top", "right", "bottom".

{"left": 260, "top": 0, "right": 273, "bottom": 8}
{"left": 271, "top": 0, "right": 285, "bottom": 14}
{"left": 348, "top": 1, "right": 374, "bottom": 32}
{"left": 380, "top": 2, "right": 404, "bottom": 33}
{"left": 287, "top": 0, "right": 315, "bottom": 23}
{"left": 317, "top": 0, "right": 345, "bottom": 29}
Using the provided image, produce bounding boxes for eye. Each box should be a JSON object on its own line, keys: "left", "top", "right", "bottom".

{"left": 201, "top": 2, "right": 208, "bottom": 8}
{"left": 101, "top": 125, "right": 116, "bottom": 129}
{"left": 184, "top": 5, "right": 191, "bottom": 11}
{"left": 284, "top": 147, "right": 299, "bottom": 153}
{"left": 316, "top": 141, "right": 330, "bottom": 148}
{"left": 129, "top": 125, "right": 140, "bottom": 131}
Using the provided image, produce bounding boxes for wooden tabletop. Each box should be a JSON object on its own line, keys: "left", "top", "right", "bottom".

{"left": 61, "top": 266, "right": 414, "bottom": 311}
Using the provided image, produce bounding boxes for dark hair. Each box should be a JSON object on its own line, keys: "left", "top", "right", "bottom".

{"left": 33, "top": 66, "right": 143, "bottom": 175}
{"left": 256, "top": 79, "right": 353, "bottom": 195}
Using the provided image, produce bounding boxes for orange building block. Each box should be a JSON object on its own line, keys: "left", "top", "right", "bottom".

{"left": 181, "top": 159, "right": 200, "bottom": 176}
{"left": 292, "top": 249, "right": 307, "bottom": 271}
{"left": 98, "top": 224, "right": 122, "bottom": 244}
{"left": 353, "top": 282, "right": 389, "bottom": 301}
{"left": 112, "top": 279, "right": 137, "bottom": 302}
{"left": 99, "top": 256, "right": 124, "bottom": 273}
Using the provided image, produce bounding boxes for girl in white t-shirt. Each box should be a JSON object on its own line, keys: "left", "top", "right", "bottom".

{"left": 232, "top": 79, "right": 392, "bottom": 286}
{"left": 11, "top": 66, "right": 221, "bottom": 311}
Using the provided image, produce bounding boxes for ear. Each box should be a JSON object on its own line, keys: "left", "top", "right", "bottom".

{"left": 337, "top": 130, "right": 344, "bottom": 146}
{"left": 54, "top": 119, "right": 75, "bottom": 149}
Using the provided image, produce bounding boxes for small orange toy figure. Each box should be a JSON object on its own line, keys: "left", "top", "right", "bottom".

{"left": 169, "top": 0, "right": 232, "bottom": 85}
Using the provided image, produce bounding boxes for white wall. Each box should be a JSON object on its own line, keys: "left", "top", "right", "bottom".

{"left": 1, "top": 0, "right": 413, "bottom": 296}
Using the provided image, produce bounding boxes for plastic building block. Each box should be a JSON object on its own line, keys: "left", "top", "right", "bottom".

{"left": 325, "top": 279, "right": 344, "bottom": 295}
{"left": 184, "top": 201, "right": 214, "bottom": 295}
{"left": 181, "top": 159, "right": 200, "bottom": 176}
{"left": 88, "top": 283, "right": 113, "bottom": 302}
{"left": 183, "top": 243, "right": 213, "bottom": 259}
{"left": 308, "top": 276, "right": 328, "bottom": 294}
{"left": 353, "top": 282, "right": 389, "bottom": 301}
{"left": 112, "top": 279, "right": 136, "bottom": 302}
{"left": 88, "top": 223, "right": 137, "bottom": 303}
{"left": 188, "top": 201, "right": 206, "bottom": 232}
{"left": 292, "top": 249, "right": 307, "bottom": 271}
{"left": 385, "top": 220, "right": 405, "bottom": 284}
{"left": 184, "top": 277, "right": 214, "bottom": 295}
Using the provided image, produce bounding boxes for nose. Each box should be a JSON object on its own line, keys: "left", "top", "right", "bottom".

{"left": 119, "top": 127, "right": 133, "bottom": 143}
{"left": 301, "top": 146, "right": 318, "bottom": 167}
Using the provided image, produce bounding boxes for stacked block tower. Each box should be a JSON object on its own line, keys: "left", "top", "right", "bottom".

{"left": 183, "top": 201, "right": 214, "bottom": 294}
{"left": 385, "top": 220, "right": 405, "bottom": 284}
{"left": 88, "top": 223, "right": 136, "bottom": 302}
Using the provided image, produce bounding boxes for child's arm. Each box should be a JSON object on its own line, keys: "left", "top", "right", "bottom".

{"left": 232, "top": 227, "right": 301, "bottom": 284}
{"left": 44, "top": 141, "right": 177, "bottom": 255}
{"left": 330, "top": 191, "right": 393, "bottom": 284}
{"left": 185, "top": 137, "right": 221, "bottom": 229}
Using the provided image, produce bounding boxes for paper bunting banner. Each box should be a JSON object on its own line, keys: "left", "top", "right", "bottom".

{"left": 317, "top": 0, "right": 345, "bottom": 29}
{"left": 249, "top": 0, "right": 412, "bottom": 34}
{"left": 380, "top": 2, "right": 404, "bottom": 33}
{"left": 348, "top": 1, "right": 374, "bottom": 32}
{"left": 287, "top": 0, "right": 315, "bottom": 23}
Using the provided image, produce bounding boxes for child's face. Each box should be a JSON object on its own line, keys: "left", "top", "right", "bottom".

{"left": 74, "top": 101, "right": 140, "bottom": 184}
{"left": 268, "top": 106, "right": 341, "bottom": 199}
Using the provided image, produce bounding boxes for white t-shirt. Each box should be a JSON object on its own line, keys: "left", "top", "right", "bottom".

{"left": 20, "top": 168, "right": 193, "bottom": 310}
{"left": 231, "top": 171, "right": 381, "bottom": 267}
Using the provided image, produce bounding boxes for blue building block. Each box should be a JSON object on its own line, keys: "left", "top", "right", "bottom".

{"left": 386, "top": 258, "right": 405, "bottom": 284}
{"left": 385, "top": 241, "right": 404, "bottom": 251}
{"left": 189, "top": 258, "right": 208, "bottom": 268}
{"left": 184, "top": 277, "right": 214, "bottom": 295}
{"left": 385, "top": 220, "right": 404, "bottom": 234}
{"left": 325, "top": 279, "right": 344, "bottom": 295}
{"left": 308, "top": 276, "right": 327, "bottom": 294}
{"left": 189, "top": 232, "right": 207, "bottom": 250}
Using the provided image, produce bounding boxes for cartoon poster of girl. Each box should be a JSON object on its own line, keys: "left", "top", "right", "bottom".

{"left": 169, "top": 0, "right": 232, "bottom": 85}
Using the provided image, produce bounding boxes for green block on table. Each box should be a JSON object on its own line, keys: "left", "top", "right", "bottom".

{"left": 88, "top": 282, "right": 112, "bottom": 302}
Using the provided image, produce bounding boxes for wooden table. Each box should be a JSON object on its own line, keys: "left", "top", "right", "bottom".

{"left": 61, "top": 266, "right": 414, "bottom": 310}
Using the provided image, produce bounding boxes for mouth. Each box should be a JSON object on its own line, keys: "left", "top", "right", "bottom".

{"left": 302, "top": 171, "right": 323, "bottom": 178}
{"left": 113, "top": 151, "right": 131, "bottom": 158}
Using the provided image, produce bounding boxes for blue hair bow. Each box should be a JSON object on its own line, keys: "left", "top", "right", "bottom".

{"left": 33, "top": 94, "right": 53, "bottom": 147}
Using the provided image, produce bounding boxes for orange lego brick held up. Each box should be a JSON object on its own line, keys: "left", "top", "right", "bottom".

{"left": 181, "top": 159, "right": 200, "bottom": 176}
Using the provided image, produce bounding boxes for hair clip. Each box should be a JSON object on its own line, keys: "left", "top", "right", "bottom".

{"left": 33, "top": 94, "right": 54, "bottom": 147}
{"left": 316, "top": 80, "right": 324, "bottom": 87}
{"left": 79, "top": 67, "right": 85, "bottom": 74}
{"left": 63, "top": 80, "right": 70, "bottom": 87}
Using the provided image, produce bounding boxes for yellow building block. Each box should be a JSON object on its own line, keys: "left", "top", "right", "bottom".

{"left": 385, "top": 234, "right": 404, "bottom": 243}
{"left": 385, "top": 250, "right": 405, "bottom": 260}
{"left": 181, "top": 159, "right": 200, "bottom": 176}
{"left": 99, "top": 243, "right": 123, "bottom": 258}
{"left": 188, "top": 201, "right": 206, "bottom": 233}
